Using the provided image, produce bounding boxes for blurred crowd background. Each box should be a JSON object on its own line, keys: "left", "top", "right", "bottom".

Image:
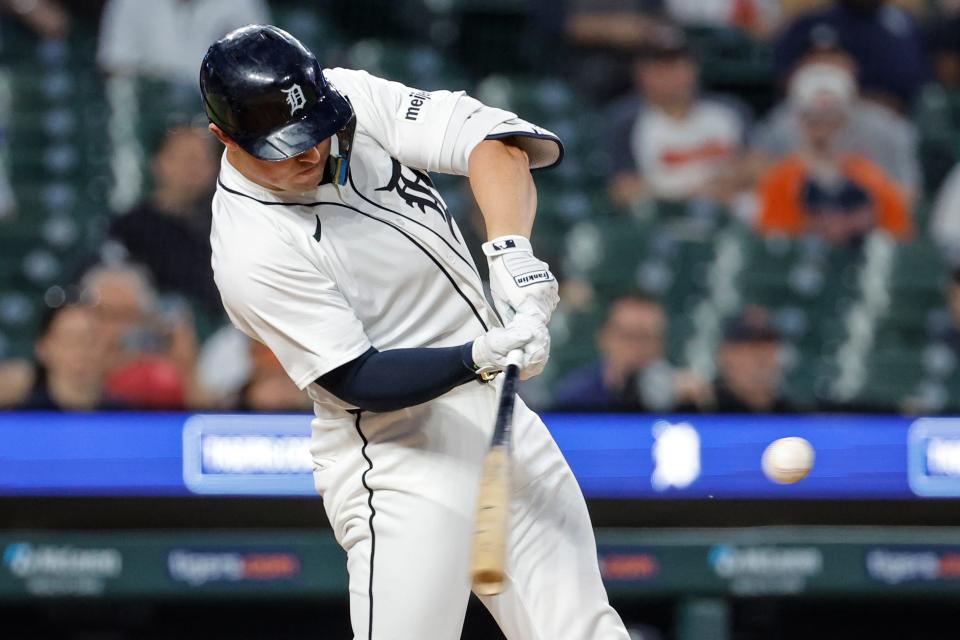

{"left": 0, "top": 0, "right": 959, "bottom": 416}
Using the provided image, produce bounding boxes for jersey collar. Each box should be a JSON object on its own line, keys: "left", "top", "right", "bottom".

{"left": 218, "top": 151, "right": 336, "bottom": 205}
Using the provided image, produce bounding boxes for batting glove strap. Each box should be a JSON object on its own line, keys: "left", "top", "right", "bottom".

{"left": 482, "top": 234, "right": 533, "bottom": 257}
{"left": 484, "top": 237, "right": 558, "bottom": 325}
{"left": 460, "top": 341, "right": 498, "bottom": 382}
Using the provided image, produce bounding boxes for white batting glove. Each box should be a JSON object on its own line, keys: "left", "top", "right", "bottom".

{"left": 471, "top": 318, "right": 550, "bottom": 381}
{"left": 483, "top": 235, "right": 559, "bottom": 325}
{"left": 509, "top": 307, "right": 551, "bottom": 379}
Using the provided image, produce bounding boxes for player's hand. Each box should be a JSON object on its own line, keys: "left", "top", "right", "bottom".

{"left": 483, "top": 235, "right": 559, "bottom": 325}
{"left": 471, "top": 318, "right": 550, "bottom": 381}
{"left": 508, "top": 308, "right": 551, "bottom": 379}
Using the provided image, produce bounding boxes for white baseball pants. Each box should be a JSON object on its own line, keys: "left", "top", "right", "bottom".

{"left": 310, "top": 380, "right": 629, "bottom": 640}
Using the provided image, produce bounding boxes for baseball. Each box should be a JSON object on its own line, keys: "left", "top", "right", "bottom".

{"left": 762, "top": 437, "right": 815, "bottom": 484}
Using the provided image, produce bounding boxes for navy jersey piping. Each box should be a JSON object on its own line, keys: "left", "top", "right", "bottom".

{"left": 352, "top": 411, "right": 376, "bottom": 640}
{"left": 483, "top": 131, "right": 565, "bottom": 171}
{"left": 216, "top": 178, "right": 490, "bottom": 332}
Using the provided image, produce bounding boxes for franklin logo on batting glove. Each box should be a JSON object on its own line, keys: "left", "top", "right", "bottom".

{"left": 514, "top": 269, "right": 553, "bottom": 287}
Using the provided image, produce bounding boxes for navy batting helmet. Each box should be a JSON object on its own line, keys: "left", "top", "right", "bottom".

{"left": 200, "top": 25, "right": 356, "bottom": 182}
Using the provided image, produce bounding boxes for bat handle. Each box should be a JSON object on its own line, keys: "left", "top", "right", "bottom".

{"left": 505, "top": 348, "right": 523, "bottom": 370}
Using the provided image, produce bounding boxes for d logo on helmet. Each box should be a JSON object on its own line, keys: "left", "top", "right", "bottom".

{"left": 282, "top": 84, "right": 307, "bottom": 115}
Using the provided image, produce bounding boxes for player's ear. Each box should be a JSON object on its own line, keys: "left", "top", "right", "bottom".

{"left": 208, "top": 123, "right": 239, "bottom": 151}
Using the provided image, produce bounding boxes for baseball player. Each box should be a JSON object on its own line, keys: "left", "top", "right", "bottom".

{"left": 200, "top": 25, "right": 629, "bottom": 640}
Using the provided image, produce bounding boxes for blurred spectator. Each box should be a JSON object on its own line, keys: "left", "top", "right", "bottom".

{"left": 104, "top": 355, "right": 186, "bottom": 410}
{"left": 108, "top": 125, "right": 221, "bottom": 313}
{"left": 756, "top": 62, "right": 912, "bottom": 246}
{"left": 943, "top": 269, "right": 960, "bottom": 346}
{"left": 925, "top": 0, "right": 960, "bottom": 87}
{"left": 774, "top": 0, "right": 930, "bottom": 112}
{"left": 238, "top": 342, "right": 312, "bottom": 412}
{"left": 708, "top": 307, "right": 794, "bottom": 413}
{"left": 1, "top": 0, "right": 69, "bottom": 40}
{"left": 0, "top": 359, "right": 33, "bottom": 408}
{"left": 81, "top": 263, "right": 205, "bottom": 409}
{"left": 82, "top": 263, "right": 159, "bottom": 373}
{"left": 781, "top": 0, "right": 926, "bottom": 19}
{"left": 97, "top": 0, "right": 269, "bottom": 84}
{"left": 931, "top": 163, "right": 960, "bottom": 263}
{"left": 557, "top": 0, "right": 662, "bottom": 104}
{"left": 753, "top": 56, "right": 920, "bottom": 201}
{"left": 18, "top": 303, "right": 111, "bottom": 411}
{"left": 552, "top": 293, "right": 709, "bottom": 411}
{"left": 663, "top": 0, "right": 781, "bottom": 38}
{"left": 605, "top": 26, "right": 753, "bottom": 210}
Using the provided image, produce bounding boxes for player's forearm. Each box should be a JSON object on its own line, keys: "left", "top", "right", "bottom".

{"left": 316, "top": 345, "right": 478, "bottom": 413}
{"left": 468, "top": 139, "right": 537, "bottom": 240}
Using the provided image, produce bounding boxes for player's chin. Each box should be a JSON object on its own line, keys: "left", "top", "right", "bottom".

{"left": 285, "top": 170, "right": 323, "bottom": 190}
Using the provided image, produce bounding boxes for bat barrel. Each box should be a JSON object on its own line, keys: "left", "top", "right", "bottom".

{"left": 470, "top": 350, "right": 522, "bottom": 596}
{"left": 472, "top": 568, "right": 506, "bottom": 596}
{"left": 470, "top": 445, "right": 511, "bottom": 595}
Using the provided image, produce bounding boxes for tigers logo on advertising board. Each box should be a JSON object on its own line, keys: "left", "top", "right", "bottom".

{"left": 167, "top": 549, "right": 301, "bottom": 586}
{"left": 867, "top": 548, "right": 960, "bottom": 584}
{"left": 598, "top": 552, "right": 660, "bottom": 582}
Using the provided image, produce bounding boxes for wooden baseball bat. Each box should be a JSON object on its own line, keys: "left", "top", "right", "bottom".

{"left": 470, "top": 349, "right": 522, "bottom": 596}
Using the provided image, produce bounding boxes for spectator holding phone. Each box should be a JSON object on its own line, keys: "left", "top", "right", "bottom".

{"left": 81, "top": 263, "right": 201, "bottom": 409}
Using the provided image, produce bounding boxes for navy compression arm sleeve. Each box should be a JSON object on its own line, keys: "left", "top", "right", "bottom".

{"left": 316, "top": 344, "right": 477, "bottom": 412}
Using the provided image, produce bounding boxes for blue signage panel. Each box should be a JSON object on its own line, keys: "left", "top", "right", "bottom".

{"left": 1, "top": 412, "right": 960, "bottom": 499}
{"left": 0, "top": 412, "right": 187, "bottom": 496}
{"left": 907, "top": 418, "right": 960, "bottom": 497}
{"left": 550, "top": 414, "right": 913, "bottom": 499}
{"left": 183, "top": 414, "right": 315, "bottom": 496}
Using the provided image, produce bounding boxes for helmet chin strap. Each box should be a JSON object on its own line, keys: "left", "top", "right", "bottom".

{"left": 328, "top": 113, "right": 357, "bottom": 186}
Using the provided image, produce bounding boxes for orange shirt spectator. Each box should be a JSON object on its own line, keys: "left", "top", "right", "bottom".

{"left": 757, "top": 154, "right": 912, "bottom": 244}
{"left": 757, "top": 61, "right": 913, "bottom": 246}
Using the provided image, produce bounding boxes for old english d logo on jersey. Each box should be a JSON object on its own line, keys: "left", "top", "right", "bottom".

{"left": 282, "top": 83, "right": 307, "bottom": 115}
{"left": 376, "top": 158, "right": 457, "bottom": 240}
{"left": 313, "top": 215, "right": 322, "bottom": 242}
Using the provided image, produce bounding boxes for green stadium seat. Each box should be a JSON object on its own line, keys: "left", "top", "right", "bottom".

{"left": 547, "top": 305, "right": 606, "bottom": 379}
{"left": 854, "top": 347, "right": 927, "bottom": 410}
{"left": 274, "top": 7, "right": 345, "bottom": 62}
{"left": 346, "top": 39, "right": 467, "bottom": 91}
{"left": 685, "top": 26, "right": 775, "bottom": 113}
{"left": 916, "top": 85, "right": 960, "bottom": 192}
